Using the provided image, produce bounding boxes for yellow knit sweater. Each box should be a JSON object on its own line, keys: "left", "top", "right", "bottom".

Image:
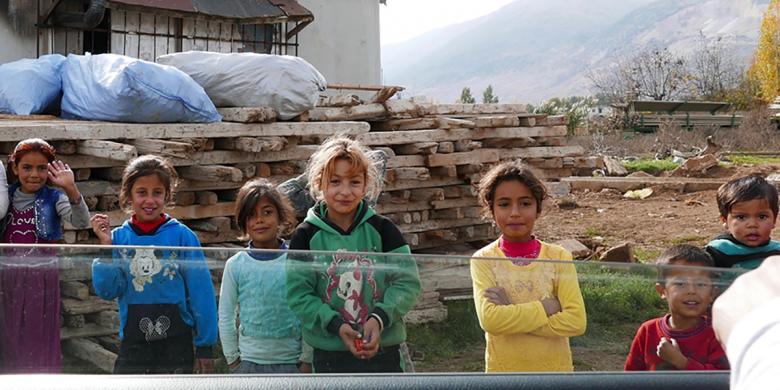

{"left": 470, "top": 239, "right": 587, "bottom": 372}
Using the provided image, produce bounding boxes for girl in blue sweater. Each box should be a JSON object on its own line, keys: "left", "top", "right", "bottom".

{"left": 91, "top": 155, "right": 217, "bottom": 374}
{"left": 219, "top": 178, "right": 311, "bottom": 373}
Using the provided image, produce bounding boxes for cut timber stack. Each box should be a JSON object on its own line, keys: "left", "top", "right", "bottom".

{"left": 0, "top": 93, "right": 595, "bottom": 371}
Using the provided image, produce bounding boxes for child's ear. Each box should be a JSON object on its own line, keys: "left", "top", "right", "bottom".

{"left": 719, "top": 215, "right": 728, "bottom": 230}
{"left": 655, "top": 283, "right": 666, "bottom": 299}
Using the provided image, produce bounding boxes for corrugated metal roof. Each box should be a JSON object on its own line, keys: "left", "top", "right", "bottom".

{"left": 109, "top": 0, "right": 312, "bottom": 20}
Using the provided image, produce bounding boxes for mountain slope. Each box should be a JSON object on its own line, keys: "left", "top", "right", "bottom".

{"left": 381, "top": 0, "right": 768, "bottom": 103}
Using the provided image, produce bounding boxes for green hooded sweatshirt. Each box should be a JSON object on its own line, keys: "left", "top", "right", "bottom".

{"left": 286, "top": 201, "right": 421, "bottom": 351}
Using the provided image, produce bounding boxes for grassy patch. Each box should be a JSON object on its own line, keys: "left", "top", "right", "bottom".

{"left": 634, "top": 247, "right": 661, "bottom": 264}
{"left": 578, "top": 264, "right": 666, "bottom": 326}
{"left": 726, "top": 155, "right": 780, "bottom": 165}
{"left": 584, "top": 227, "right": 602, "bottom": 237}
{"left": 407, "top": 300, "right": 485, "bottom": 372}
{"left": 622, "top": 158, "right": 679, "bottom": 175}
{"left": 408, "top": 264, "right": 667, "bottom": 372}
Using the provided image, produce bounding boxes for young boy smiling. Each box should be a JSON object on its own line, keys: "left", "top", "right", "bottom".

{"left": 625, "top": 245, "right": 729, "bottom": 371}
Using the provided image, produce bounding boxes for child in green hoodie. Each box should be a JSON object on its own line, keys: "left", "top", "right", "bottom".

{"left": 286, "top": 136, "right": 421, "bottom": 373}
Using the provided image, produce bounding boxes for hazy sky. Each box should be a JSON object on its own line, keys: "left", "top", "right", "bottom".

{"left": 380, "top": 0, "right": 517, "bottom": 45}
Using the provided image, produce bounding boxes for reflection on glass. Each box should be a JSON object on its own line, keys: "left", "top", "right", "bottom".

{"left": 0, "top": 245, "right": 745, "bottom": 375}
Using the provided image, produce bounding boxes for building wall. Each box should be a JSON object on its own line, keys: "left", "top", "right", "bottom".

{"left": 296, "top": 0, "right": 381, "bottom": 86}
{"left": 0, "top": 2, "right": 37, "bottom": 63}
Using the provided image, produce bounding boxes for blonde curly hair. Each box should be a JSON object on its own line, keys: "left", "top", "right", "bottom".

{"left": 306, "top": 135, "right": 380, "bottom": 202}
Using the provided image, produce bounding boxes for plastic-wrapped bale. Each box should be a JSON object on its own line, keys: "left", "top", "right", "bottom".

{"left": 0, "top": 54, "right": 66, "bottom": 115}
{"left": 157, "top": 51, "right": 326, "bottom": 120}
{"left": 61, "top": 53, "right": 221, "bottom": 123}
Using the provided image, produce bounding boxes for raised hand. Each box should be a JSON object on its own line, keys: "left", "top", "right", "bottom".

{"left": 47, "top": 160, "right": 75, "bottom": 189}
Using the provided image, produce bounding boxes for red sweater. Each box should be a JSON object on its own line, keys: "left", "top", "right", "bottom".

{"left": 624, "top": 314, "right": 729, "bottom": 371}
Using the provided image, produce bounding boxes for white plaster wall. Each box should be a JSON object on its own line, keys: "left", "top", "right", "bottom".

{"left": 296, "top": 0, "right": 381, "bottom": 86}
{"left": 0, "top": 1, "right": 37, "bottom": 63}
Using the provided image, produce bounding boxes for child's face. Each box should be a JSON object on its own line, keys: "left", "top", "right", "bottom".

{"left": 322, "top": 158, "right": 367, "bottom": 220}
{"left": 12, "top": 152, "right": 50, "bottom": 194}
{"left": 721, "top": 198, "right": 776, "bottom": 247}
{"left": 656, "top": 263, "right": 714, "bottom": 322}
{"left": 129, "top": 174, "right": 167, "bottom": 223}
{"left": 246, "top": 196, "right": 280, "bottom": 249}
{"left": 491, "top": 180, "right": 539, "bottom": 242}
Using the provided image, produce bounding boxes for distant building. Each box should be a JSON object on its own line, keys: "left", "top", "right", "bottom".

{"left": 1, "top": 0, "right": 381, "bottom": 85}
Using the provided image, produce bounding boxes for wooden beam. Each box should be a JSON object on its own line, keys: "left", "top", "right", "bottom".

{"left": 357, "top": 126, "right": 566, "bottom": 146}
{"left": 234, "top": 137, "right": 288, "bottom": 152}
{"left": 473, "top": 115, "right": 521, "bottom": 128}
{"left": 60, "top": 323, "right": 118, "bottom": 340}
{"left": 178, "top": 165, "right": 243, "bottom": 182}
{"left": 77, "top": 140, "right": 137, "bottom": 161}
{"left": 60, "top": 281, "right": 90, "bottom": 300}
{"left": 421, "top": 104, "right": 528, "bottom": 115}
{"left": 384, "top": 177, "right": 464, "bottom": 192}
{"left": 0, "top": 121, "right": 370, "bottom": 141}
{"left": 387, "top": 155, "right": 426, "bottom": 168}
{"left": 129, "top": 139, "right": 195, "bottom": 159}
{"left": 61, "top": 296, "right": 118, "bottom": 315}
{"left": 396, "top": 217, "right": 485, "bottom": 233}
{"left": 307, "top": 103, "right": 386, "bottom": 121}
{"left": 371, "top": 118, "right": 438, "bottom": 131}
{"left": 492, "top": 146, "right": 585, "bottom": 159}
{"left": 62, "top": 338, "right": 117, "bottom": 373}
{"left": 426, "top": 149, "right": 499, "bottom": 167}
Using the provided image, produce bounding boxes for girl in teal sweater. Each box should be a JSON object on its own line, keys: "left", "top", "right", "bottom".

{"left": 219, "top": 178, "right": 311, "bottom": 373}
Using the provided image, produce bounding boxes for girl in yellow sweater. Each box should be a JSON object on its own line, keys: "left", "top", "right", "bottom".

{"left": 470, "top": 161, "right": 586, "bottom": 372}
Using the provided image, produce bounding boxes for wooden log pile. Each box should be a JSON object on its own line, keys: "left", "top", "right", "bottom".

{"left": 0, "top": 91, "right": 597, "bottom": 371}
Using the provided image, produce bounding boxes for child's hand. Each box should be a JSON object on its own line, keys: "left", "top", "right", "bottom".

{"left": 484, "top": 287, "right": 512, "bottom": 305}
{"left": 91, "top": 214, "right": 112, "bottom": 245}
{"left": 298, "top": 362, "right": 312, "bottom": 373}
{"left": 656, "top": 337, "right": 688, "bottom": 369}
{"left": 194, "top": 358, "right": 214, "bottom": 374}
{"left": 47, "top": 160, "right": 76, "bottom": 191}
{"left": 338, "top": 323, "right": 363, "bottom": 358}
{"left": 360, "top": 317, "right": 382, "bottom": 359}
{"left": 541, "top": 298, "right": 562, "bottom": 316}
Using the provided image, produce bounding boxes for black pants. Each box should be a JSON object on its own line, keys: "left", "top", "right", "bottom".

{"left": 313, "top": 345, "right": 401, "bottom": 373}
{"left": 114, "top": 333, "right": 194, "bottom": 374}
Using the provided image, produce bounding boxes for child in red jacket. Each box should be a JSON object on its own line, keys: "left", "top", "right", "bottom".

{"left": 625, "top": 244, "right": 729, "bottom": 371}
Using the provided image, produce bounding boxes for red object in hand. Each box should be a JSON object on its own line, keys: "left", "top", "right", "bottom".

{"left": 354, "top": 338, "right": 364, "bottom": 352}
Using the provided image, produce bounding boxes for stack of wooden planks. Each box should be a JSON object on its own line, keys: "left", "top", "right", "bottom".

{"left": 0, "top": 95, "right": 598, "bottom": 372}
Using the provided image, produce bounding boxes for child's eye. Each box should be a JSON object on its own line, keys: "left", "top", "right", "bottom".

{"left": 496, "top": 202, "right": 509, "bottom": 208}
{"left": 329, "top": 179, "right": 340, "bottom": 184}
{"left": 735, "top": 215, "right": 746, "bottom": 221}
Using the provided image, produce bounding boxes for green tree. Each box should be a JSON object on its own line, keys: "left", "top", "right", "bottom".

{"left": 482, "top": 85, "right": 499, "bottom": 103}
{"left": 459, "top": 87, "right": 476, "bottom": 103}
{"left": 749, "top": 0, "right": 780, "bottom": 102}
{"left": 534, "top": 96, "right": 596, "bottom": 135}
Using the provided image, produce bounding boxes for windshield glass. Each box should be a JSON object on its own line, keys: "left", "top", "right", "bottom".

{"left": 0, "top": 244, "right": 741, "bottom": 374}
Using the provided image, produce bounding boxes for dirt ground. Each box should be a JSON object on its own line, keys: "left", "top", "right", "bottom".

{"left": 536, "top": 164, "right": 780, "bottom": 258}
